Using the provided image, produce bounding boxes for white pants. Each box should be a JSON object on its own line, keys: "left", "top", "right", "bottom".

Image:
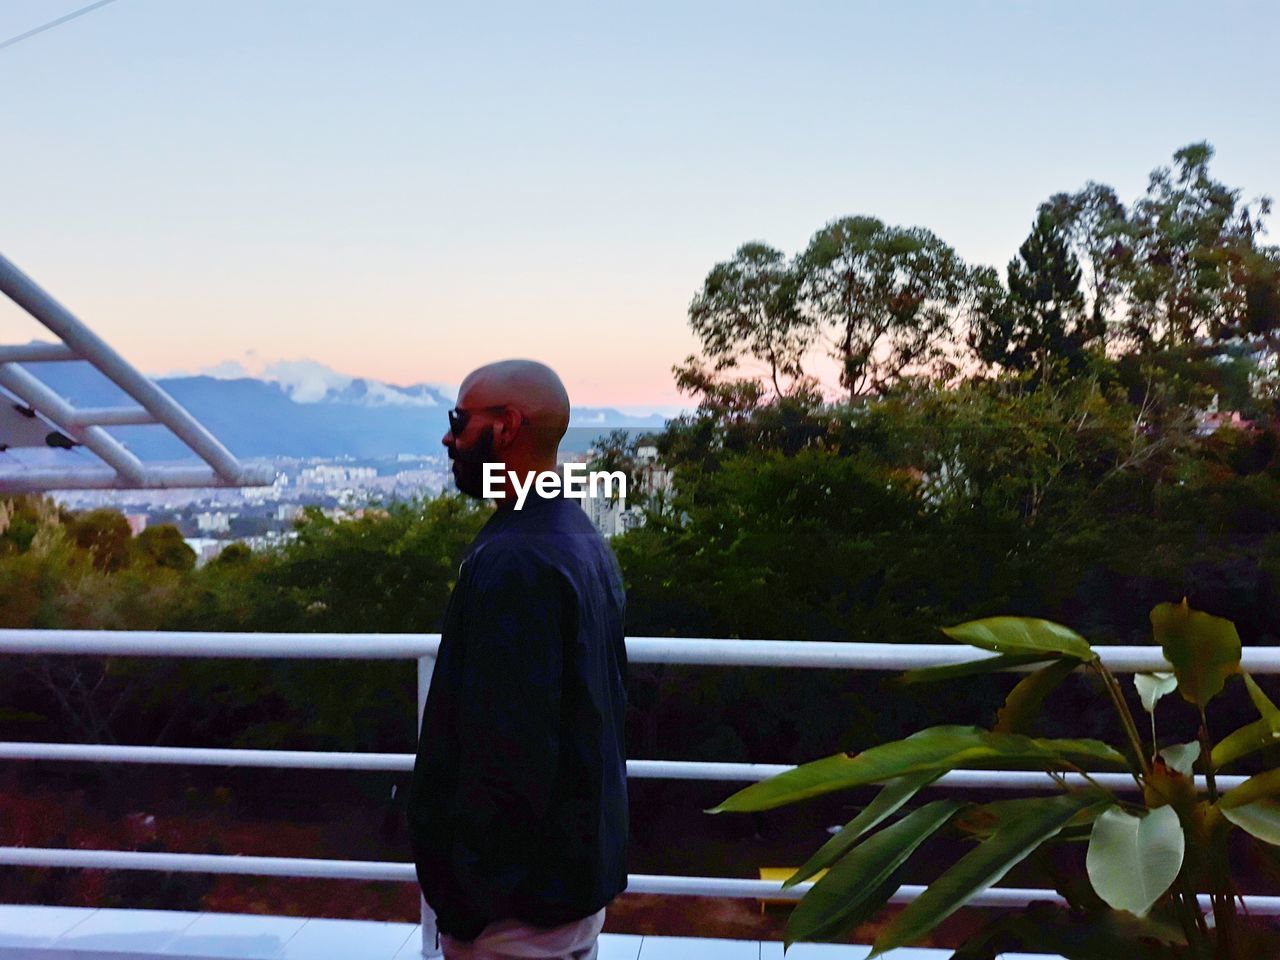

{"left": 439, "top": 907, "right": 606, "bottom": 960}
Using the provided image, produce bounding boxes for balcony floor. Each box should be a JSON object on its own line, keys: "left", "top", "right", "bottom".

{"left": 0, "top": 904, "right": 1059, "bottom": 959}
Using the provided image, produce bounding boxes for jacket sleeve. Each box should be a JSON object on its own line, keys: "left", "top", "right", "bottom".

{"left": 450, "top": 543, "right": 570, "bottom": 911}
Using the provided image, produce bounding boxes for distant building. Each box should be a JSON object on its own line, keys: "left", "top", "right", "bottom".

{"left": 277, "top": 503, "right": 304, "bottom": 523}
{"left": 1196, "top": 393, "right": 1257, "bottom": 437}
{"left": 557, "top": 456, "right": 651, "bottom": 539}
{"left": 124, "top": 513, "right": 148, "bottom": 536}
{"left": 182, "top": 537, "right": 226, "bottom": 567}
{"left": 196, "top": 511, "right": 231, "bottom": 533}
{"left": 298, "top": 465, "right": 377, "bottom": 486}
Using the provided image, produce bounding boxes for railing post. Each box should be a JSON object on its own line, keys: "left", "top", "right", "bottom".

{"left": 416, "top": 653, "right": 442, "bottom": 958}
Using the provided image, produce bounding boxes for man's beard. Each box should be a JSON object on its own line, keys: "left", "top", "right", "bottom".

{"left": 450, "top": 425, "right": 496, "bottom": 499}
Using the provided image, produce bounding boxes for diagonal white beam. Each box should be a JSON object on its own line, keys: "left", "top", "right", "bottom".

{"left": 0, "top": 252, "right": 258, "bottom": 484}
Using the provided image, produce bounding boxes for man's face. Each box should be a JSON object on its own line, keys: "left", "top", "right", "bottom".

{"left": 443, "top": 400, "right": 498, "bottom": 499}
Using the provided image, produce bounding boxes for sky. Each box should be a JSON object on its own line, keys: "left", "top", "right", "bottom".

{"left": 1, "top": 1, "right": 1278, "bottom": 415}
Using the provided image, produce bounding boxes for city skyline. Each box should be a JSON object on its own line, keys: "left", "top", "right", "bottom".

{"left": 3, "top": 1, "right": 1278, "bottom": 409}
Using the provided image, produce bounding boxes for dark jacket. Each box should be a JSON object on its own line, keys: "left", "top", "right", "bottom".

{"left": 407, "top": 490, "right": 630, "bottom": 941}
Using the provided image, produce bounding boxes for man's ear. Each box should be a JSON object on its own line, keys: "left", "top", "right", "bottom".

{"left": 487, "top": 421, "right": 506, "bottom": 455}
{"left": 492, "top": 409, "right": 519, "bottom": 451}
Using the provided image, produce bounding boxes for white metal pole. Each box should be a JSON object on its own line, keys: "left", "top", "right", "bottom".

{"left": 417, "top": 654, "right": 441, "bottom": 958}
{"left": 0, "top": 251, "right": 267, "bottom": 485}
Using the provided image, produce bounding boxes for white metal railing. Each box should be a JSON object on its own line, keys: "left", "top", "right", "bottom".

{"left": 3, "top": 629, "right": 1280, "bottom": 959}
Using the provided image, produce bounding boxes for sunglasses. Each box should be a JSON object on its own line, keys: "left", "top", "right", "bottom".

{"left": 447, "top": 405, "right": 530, "bottom": 437}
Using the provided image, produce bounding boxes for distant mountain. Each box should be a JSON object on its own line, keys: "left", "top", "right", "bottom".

{"left": 18, "top": 352, "right": 667, "bottom": 460}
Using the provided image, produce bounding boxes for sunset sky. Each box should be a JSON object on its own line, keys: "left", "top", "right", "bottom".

{"left": 2, "top": 0, "right": 1278, "bottom": 415}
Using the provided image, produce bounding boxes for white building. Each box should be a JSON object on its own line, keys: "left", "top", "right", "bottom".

{"left": 277, "top": 503, "right": 304, "bottom": 523}
{"left": 182, "top": 537, "right": 227, "bottom": 567}
{"left": 195, "top": 511, "right": 231, "bottom": 533}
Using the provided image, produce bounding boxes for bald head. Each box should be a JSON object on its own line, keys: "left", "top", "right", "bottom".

{"left": 457, "top": 359, "right": 570, "bottom": 460}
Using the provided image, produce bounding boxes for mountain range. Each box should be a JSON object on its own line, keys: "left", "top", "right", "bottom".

{"left": 14, "top": 349, "right": 667, "bottom": 461}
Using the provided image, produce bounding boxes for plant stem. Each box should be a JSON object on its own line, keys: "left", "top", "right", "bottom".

{"left": 1176, "top": 871, "right": 1212, "bottom": 957}
{"left": 1093, "top": 660, "right": 1151, "bottom": 780}
{"left": 1196, "top": 707, "right": 1217, "bottom": 803}
{"left": 1056, "top": 759, "right": 1117, "bottom": 800}
{"left": 1195, "top": 707, "right": 1240, "bottom": 959}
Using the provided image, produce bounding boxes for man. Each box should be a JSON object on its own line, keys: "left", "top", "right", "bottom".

{"left": 408, "top": 359, "right": 630, "bottom": 960}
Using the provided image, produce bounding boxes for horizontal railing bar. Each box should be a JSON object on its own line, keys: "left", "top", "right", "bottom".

{"left": 1, "top": 630, "right": 1279, "bottom": 672}
{"left": 67, "top": 404, "right": 157, "bottom": 427}
{"left": 2, "top": 848, "right": 1277, "bottom": 915}
{"left": 0, "top": 743, "right": 1248, "bottom": 792}
{"left": 0, "top": 742, "right": 412, "bottom": 771}
{"left": 0, "top": 464, "right": 276, "bottom": 492}
{"left": 0, "top": 630, "right": 438, "bottom": 659}
{"left": 0, "top": 343, "right": 78, "bottom": 363}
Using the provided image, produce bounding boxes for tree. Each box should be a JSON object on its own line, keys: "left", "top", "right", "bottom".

{"left": 687, "top": 242, "right": 814, "bottom": 397}
{"left": 66, "top": 508, "right": 132, "bottom": 573}
{"left": 797, "top": 216, "right": 970, "bottom": 400}
{"left": 1042, "top": 182, "right": 1129, "bottom": 348}
{"left": 130, "top": 524, "right": 197, "bottom": 572}
{"left": 970, "top": 210, "right": 1096, "bottom": 381}
{"left": 1123, "top": 142, "right": 1273, "bottom": 348}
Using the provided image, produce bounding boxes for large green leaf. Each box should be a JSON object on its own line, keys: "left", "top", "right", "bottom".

{"left": 1150, "top": 599, "right": 1241, "bottom": 707}
{"left": 868, "top": 791, "right": 1112, "bottom": 957}
{"left": 785, "top": 771, "right": 941, "bottom": 888}
{"left": 1221, "top": 769, "right": 1280, "bottom": 809}
{"left": 897, "top": 651, "right": 1055, "bottom": 685}
{"left": 954, "top": 795, "right": 1111, "bottom": 841}
{"left": 1221, "top": 800, "right": 1280, "bottom": 846}
{"left": 707, "top": 726, "right": 1126, "bottom": 813}
{"left": 994, "top": 657, "right": 1084, "bottom": 734}
{"left": 785, "top": 799, "right": 961, "bottom": 946}
{"left": 1211, "top": 712, "right": 1280, "bottom": 769}
{"left": 941, "top": 616, "right": 1095, "bottom": 662}
{"left": 1085, "top": 806, "right": 1184, "bottom": 916}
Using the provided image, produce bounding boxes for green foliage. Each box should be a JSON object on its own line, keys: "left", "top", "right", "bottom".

{"left": 708, "top": 725, "right": 1123, "bottom": 813}
{"left": 969, "top": 208, "right": 1100, "bottom": 382}
{"left": 797, "top": 215, "right": 971, "bottom": 398}
{"left": 870, "top": 791, "right": 1113, "bottom": 958}
{"left": 130, "top": 524, "right": 196, "bottom": 571}
{"left": 788, "top": 798, "right": 962, "bottom": 947}
{"left": 687, "top": 242, "right": 814, "bottom": 397}
{"left": 784, "top": 771, "right": 941, "bottom": 888}
{"left": 66, "top": 507, "right": 132, "bottom": 573}
{"left": 1151, "top": 599, "right": 1242, "bottom": 707}
{"left": 940, "top": 616, "right": 1094, "bottom": 662}
{"left": 712, "top": 608, "right": 1280, "bottom": 957}
{"left": 1123, "top": 142, "right": 1275, "bottom": 348}
{"left": 1085, "top": 806, "right": 1185, "bottom": 917}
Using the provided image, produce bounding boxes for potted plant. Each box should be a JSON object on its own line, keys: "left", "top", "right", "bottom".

{"left": 709, "top": 600, "right": 1280, "bottom": 958}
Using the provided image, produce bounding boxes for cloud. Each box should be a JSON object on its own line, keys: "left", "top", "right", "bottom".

{"left": 146, "top": 354, "right": 448, "bottom": 407}
{"left": 198, "top": 359, "right": 253, "bottom": 378}
{"left": 260, "top": 358, "right": 353, "bottom": 403}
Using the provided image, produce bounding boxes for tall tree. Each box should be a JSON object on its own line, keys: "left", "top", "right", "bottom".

{"left": 687, "top": 242, "right": 813, "bottom": 397}
{"left": 1123, "top": 142, "right": 1272, "bottom": 348}
{"left": 1042, "top": 183, "right": 1128, "bottom": 347}
{"left": 970, "top": 209, "right": 1095, "bottom": 381}
{"left": 798, "top": 216, "right": 969, "bottom": 399}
